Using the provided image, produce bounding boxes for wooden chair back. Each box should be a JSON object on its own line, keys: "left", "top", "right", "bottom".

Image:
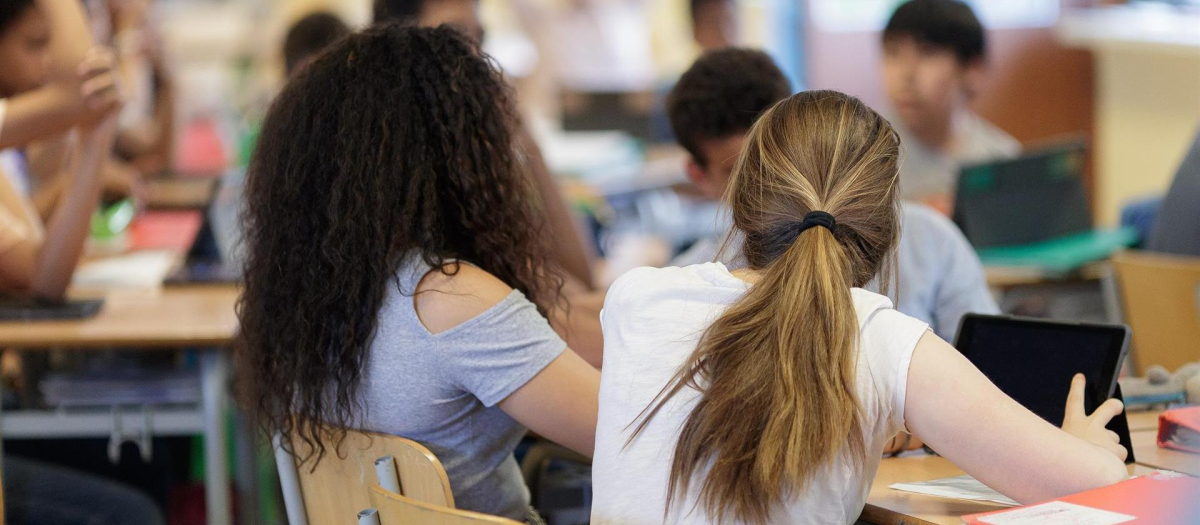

{"left": 1112, "top": 251, "right": 1200, "bottom": 375}
{"left": 368, "top": 486, "right": 523, "bottom": 525}
{"left": 274, "top": 426, "right": 455, "bottom": 525}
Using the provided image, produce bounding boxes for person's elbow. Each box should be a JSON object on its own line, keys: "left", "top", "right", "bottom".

{"left": 1056, "top": 450, "right": 1128, "bottom": 501}
{"left": 1090, "top": 453, "right": 1129, "bottom": 488}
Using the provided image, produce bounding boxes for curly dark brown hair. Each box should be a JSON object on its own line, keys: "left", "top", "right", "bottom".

{"left": 236, "top": 23, "right": 562, "bottom": 463}
{"left": 667, "top": 48, "right": 791, "bottom": 167}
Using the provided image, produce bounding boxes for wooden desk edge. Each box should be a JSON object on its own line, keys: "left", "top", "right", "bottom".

{"left": 0, "top": 336, "right": 237, "bottom": 350}
{"left": 0, "top": 284, "right": 241, "bottom": 350}
{"left": 984, "top": 261, "right": 1110, "bottom": 289}
{"left": 860, "top": 503, "right": 942, "bottom": 525}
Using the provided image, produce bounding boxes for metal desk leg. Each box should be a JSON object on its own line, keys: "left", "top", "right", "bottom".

{"left": 200, "top": 350, "right": 231, "bottom": 525}
{"left": 234, "top": 409, "right": 259, "bottom": 525}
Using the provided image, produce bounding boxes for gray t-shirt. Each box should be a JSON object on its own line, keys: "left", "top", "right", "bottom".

{"left": 357, "top": 255, "right": 566, "bottom": 520}
{"left": 891, "top": 110, "right": 1021, "bottom": 200}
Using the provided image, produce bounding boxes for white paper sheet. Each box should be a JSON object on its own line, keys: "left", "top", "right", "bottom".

{"left": 977, "top": 501, "right": 1135, "bottom": 525}
{"left": 889, "top": 475, "right": 1019, "bottom": 506}
{"left": 72, "top": 250, "right": 176, "bottom": 288}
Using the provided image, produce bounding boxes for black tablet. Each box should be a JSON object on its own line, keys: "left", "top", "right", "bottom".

{"left": 164, "top": 259, "right": 241, "bottom": 286}
{"left": 954, "top": 314, "right": 1134, "bottom": 463}
{"left": 0, "top": 297, "right": 104, "bottom": 321}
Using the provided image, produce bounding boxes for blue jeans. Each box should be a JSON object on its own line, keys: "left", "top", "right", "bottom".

{"left": 4, "top": 455, "right": 165, "bottom": 525}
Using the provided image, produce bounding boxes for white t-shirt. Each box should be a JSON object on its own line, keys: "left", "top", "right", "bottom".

{"left": 592, "top": 263, "right": 930, "bottom": 525}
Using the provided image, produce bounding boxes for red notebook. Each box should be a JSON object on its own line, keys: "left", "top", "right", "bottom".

{"left": 127, "top": 210, "right": 203, "bottom": 252}
{"left": 1158, "top": 406, "right": 1200, "bottom": 454}
{"left": 962, "top": 471, "right": 1200, "bottom": 524}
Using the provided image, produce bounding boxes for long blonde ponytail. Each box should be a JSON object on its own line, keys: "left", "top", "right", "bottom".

{"left": 630, "top": 90, "right": 901, "bottom": 523}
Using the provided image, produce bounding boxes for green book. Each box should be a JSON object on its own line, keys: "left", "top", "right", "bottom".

{"left": 977, "top": 227, "right": 1138, "bottom": 273}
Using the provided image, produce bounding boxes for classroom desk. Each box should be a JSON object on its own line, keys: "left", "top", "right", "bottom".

{"left": 0, "top": 284, "right": 241, "bottom": 525}
{"left": 1127, "top": 409, "right": 1163, "bottom": 432}
{"left": 984, "top": 261, "right": 1109, "bottom": 289}
{"left": 1132, "top": 429, "right": 1200, "bottom": 477}
{"left": 862, "top": 456, "right": 1009, "bottom": 525}
{"left": 862, "top": 456, "right": 1160, "bottom": 525}
{"left": 0, "top": 286, "right": 238, "bottom": 348}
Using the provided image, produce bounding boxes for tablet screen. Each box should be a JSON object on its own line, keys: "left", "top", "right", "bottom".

{"left": 956, "top": 317, "right": 1127, "bottom": 426}
{"left": 954, "top": 315, "right": 1135, "bottom": 464}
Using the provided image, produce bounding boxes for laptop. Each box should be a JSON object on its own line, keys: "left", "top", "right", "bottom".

{"left": 954, "top": 314, "right": 1135, "bottom": 463}
{"left": 953, "top": 142, "right": 1137, "bottom": 270}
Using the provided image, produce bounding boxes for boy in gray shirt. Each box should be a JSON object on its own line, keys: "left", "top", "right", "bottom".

{"left": 880, "top": 0, "right": 1020, "bottom": 211}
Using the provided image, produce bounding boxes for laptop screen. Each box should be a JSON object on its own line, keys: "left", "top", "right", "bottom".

{"left": 957, "top": 317, "right": 1123, "bottom": 422}
{"left": 954, "top": 143, "right": 1091, "bottom": 248}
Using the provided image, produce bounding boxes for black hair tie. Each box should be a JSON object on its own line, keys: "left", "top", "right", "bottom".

{"left": 795, "top": 211, "right": 836, "bottom": 235}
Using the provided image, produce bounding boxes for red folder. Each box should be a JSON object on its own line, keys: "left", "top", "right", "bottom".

{"left": 128, "top": 210, "right": 203, "bottom": 252}
{"left": 963, "top": 471, "right": 1200, "bottom": 524}
{"left": 1158, "top": 406, "right": 1200, "bottom": 454}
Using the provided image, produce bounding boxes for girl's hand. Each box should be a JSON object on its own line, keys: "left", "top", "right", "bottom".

{"left": 1061, "top": 373, "right": 1128, "bottom": 462}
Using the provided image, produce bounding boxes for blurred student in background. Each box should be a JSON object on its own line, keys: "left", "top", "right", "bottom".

{"left": 105, "top": 0, "right": 176, "bottom": 176}
{"left": 1147, "top": 127, "right": 1200, "bottom": 257}
{"left": 0, "top": 0, "right": 121, "bottom": 299}
{"left": 26, "top": 0, "right": 175, "bottom": 220}
{"left": 374, "top": 0, "right": 483, "bottom": 44}
{"left": 690, "top": 0, "right": 738, "bottom": 52}
{"left": 669, "top": 48, "right": 996, "bottom": 342}
{"left": 650, "top": 0, "right": 740, "bottom": 143}
{"left": 239, "top": 26, "right": 600, "bottom": 524}
{"left": 0, "top": 2, "right": 117, "bottom": 149}
{"left": 0, "top": 1, "right": 166, "bottom": 523}
{"left": 880, "top": 0, "right": 1019, "bottom": 213}
{"left": 374, "top": 0, "right": 598, "bottom": 291}
{"left": 283, "top": 11, "right": 349, "bottom": 76}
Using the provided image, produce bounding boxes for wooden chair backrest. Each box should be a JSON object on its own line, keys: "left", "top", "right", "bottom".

{"left": 1112, "top": 251, "right": 1200, "bottom": 375}
{"left": 368, "top": 486, "right": 523, "bottom": 525}
{"left": 280, "top": 426, "right": 455, "bottom": 525}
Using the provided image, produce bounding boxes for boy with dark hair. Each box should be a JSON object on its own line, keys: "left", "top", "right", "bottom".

{"left": 283, "top": 11, "right": 349, "bottom": 75}
{"left": 881, "top": 0, "right": 1019, "bottom": 209}
{"left": 668, "top": 47, "right": 789, "bottom": 205}
{"left": 669, "top": 47, "right": 997, "bottom": 342}
{"left": 689, "top": 0, "right": 738, "bottom": 52}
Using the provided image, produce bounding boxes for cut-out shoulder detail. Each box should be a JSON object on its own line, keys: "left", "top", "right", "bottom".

{"left": 414, "top": 262, "right": 516, "bottom": 334}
